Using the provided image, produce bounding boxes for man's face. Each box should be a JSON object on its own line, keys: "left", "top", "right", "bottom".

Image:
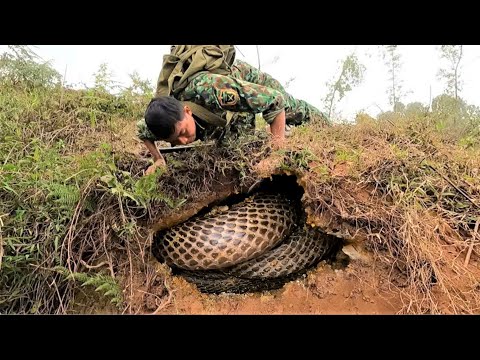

{"left": 166, "top": 106, "right": 196, "bottom": 146}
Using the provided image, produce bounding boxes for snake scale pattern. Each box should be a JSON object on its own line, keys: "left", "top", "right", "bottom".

{"left": 154, "top": 192, "right": 337, "bottom": 293}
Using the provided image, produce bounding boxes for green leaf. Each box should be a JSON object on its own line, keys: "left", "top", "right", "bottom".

{"left": 103, "top": 289, "right": 117, "bottom": 297}
{"left": 82, "top": 278, "right": 97, "bottom": 287}
{"left": 100, "top": 174, "right": 115, "bottom": 184}
{"left": 95, "top": 282, "right": 112, "bottom": 293}
{"left": 1, "top": 164, "right": 17, "bottom": 171}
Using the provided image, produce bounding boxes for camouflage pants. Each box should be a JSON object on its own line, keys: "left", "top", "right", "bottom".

{"left": 232, "top": 60, "right": 330, "bottom": 126}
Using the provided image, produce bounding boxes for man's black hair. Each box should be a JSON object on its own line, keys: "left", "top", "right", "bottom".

{"left": 144, "top": 96, "right": 184, "bottom": 140}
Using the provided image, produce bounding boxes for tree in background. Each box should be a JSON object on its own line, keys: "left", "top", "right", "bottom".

{"left": 120, "top": 71, "right": 155, "bottom": 114}
{"left": 93, "top": 63, "right": 119, "bottom": 94}
{"left": 0, "top": 45, "right": 61, "bottom": 89}
{"left": 404, "top": 101, "right": 429, "bottom": 118}
{"left": 323, "top": 53, "right": 365, "bottom": 119}
{"left": 431, "top": 94, "right": 480, "bottom": 139}
{"left": 284, "top": 77, "right": 296, "bottom": 90}
{"left": 125, "top": 71, "right": 154, "bottom": 97}
{"left": 437, "top": 45, "right": 463, "bottom": 100}
{"left": 381, "top": 45, "right": 404, "bottom": 112}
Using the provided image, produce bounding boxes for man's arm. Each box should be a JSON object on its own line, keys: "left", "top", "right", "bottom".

{"left": 143, "top": 139, "right": 166, "bottom": 175}
{"left": 136, "top": 119, "right": 167, "bottom": 175}
{"left": 269, "top": 109, "right": 286, "bottom": 145}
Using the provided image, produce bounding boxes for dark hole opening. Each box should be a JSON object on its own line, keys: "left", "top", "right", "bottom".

{"left": 153, "top": 175, "right": 349, "bottom": 294}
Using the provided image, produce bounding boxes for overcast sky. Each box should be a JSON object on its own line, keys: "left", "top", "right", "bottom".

{"left": 2, "top": 45, "right": 480, "bottom": 120}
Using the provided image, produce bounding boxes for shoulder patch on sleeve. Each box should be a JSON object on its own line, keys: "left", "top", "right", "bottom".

{"left": 218, "top": 88, "right": 239, "bottom": 106}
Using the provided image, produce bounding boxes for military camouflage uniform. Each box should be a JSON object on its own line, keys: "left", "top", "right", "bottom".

{"left": 230, "top": 60, "right": 329, "bottom": 126}
{"left": 137, "top": 59, "right": 330, "bottom": 142}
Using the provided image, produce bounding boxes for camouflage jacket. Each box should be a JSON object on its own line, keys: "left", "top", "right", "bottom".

{"left": 137, "top": 59, "right": 329, "bottom": 142}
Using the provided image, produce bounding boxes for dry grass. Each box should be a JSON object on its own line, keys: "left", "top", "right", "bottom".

{"left": 276, "top": 114, "right": 480, "bottom": 314}
{"left": 2, "top": 75, "right": 479, "bottom": 314}
{"left": 60, "top": 130, "right": 271, "bottom": 314}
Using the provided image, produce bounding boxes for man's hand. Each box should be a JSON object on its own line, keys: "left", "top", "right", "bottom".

{"left": 143, "top": 139, "right": 167, "bottom": 176}
{"left": 145, "top": 158, "right": 167, "bottom": 176}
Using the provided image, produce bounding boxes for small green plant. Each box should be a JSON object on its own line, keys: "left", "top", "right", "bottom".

{"left": 55, "top": 267, "right": 123, "bottom": 306}
{"left": 280, "top": 149, "right": 317, "bottom": 172}
{"left": 335, "top": 148, "right": 360, "bottom": 163}
{"left": 254, "top": 113, "right": 267, "bottom": 130}
{"left": 390, "top": 144, "right": 408, "bottom": 160}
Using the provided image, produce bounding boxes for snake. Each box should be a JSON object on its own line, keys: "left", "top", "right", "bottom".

{"left": 153, "top": 192, "right": 337, "bottom": 293}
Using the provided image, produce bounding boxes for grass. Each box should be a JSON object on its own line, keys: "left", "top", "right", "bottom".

{"left": 0, "top": 72, "right": 271, "bottom": 314}
{"left": 2, "top": 46, "right": 480, "bottom": 314}
{"left": 279, "top": 114, "right": 480, "bottom": 314}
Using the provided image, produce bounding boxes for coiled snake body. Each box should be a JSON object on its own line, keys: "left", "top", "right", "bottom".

{"left": 154, "top": 192, "right": 337, "bottom": 293}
